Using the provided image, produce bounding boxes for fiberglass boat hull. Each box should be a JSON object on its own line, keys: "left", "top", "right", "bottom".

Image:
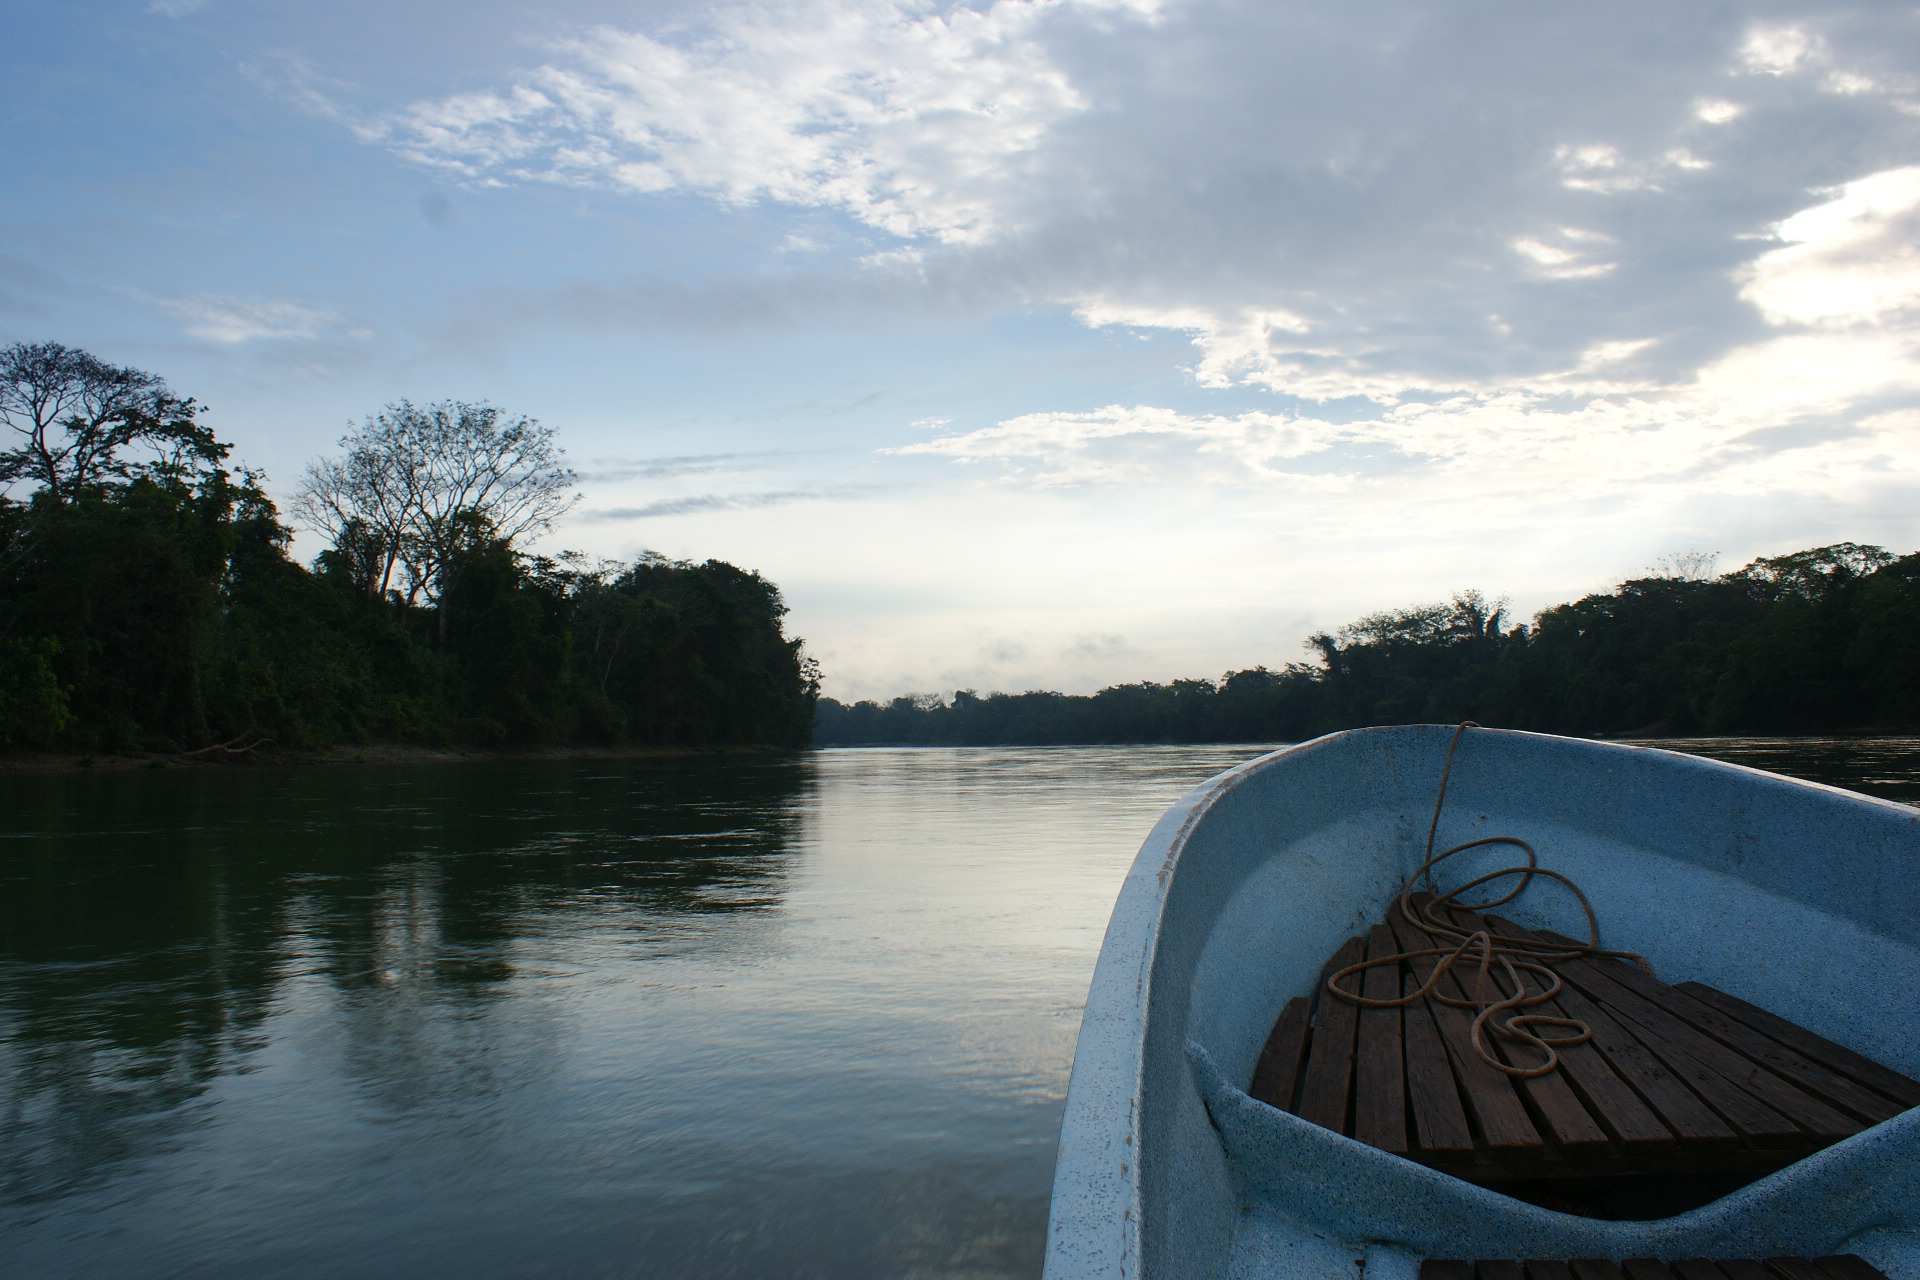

{"left": 1043, "top": 726, "right": 1920, "bottom": 1280}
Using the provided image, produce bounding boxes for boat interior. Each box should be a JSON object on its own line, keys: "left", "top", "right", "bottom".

{"left": 1247, "top": 888, "right": 1920, "bottom": 1220}
{"left": 1045, "top": 726, "right": 1920, "bottom": 1280}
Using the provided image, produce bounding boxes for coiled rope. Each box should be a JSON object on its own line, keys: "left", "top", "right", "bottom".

{"left": 1322, "top": 722, "right": 1652, "bottom": 1079}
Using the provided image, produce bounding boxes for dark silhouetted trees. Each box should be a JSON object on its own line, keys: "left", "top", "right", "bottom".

{"left": 814, "top": 548, "right": 1920, "bottom": 745}
{"left": 0, "top": 341, "right": 218, "bottom": 503}
{"left": 0, "top": 348, "right": 816, "bottom": 754}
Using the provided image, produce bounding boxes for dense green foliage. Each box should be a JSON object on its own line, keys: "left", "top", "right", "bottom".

{"left": 0, "top": 349, "right": 816, "bottom": 754}
{"left": 814, "top": 544, "right": 1920, "bottom": 745}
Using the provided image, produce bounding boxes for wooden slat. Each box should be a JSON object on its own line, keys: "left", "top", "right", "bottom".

{"left": 1498, "top": 1014, "right": 1613, "bottom": 1153}
{"left": 1492, "top": 924, "right": 1834, "bottom": 1146}
{"left": 1714, "top": 1263, "right": 1773, "bottom": 1280}
{"left": 1427, "top": 901, "right": 1670, "bottom": 1151}
{"left": 1569, "top": 1262, "right": 1628, "bottom": 1280}
{"left": 1250, "top": 996, "right": 1312, "bottom": 1111}
{"left": 1401, "top": 967, "right": 1476, "bottom": 1158}
{"left": 1354, "top": 923, "right": 1409, "bottom": 1153}
{"left": 1553, "top": 979, "right": 1740, "bottom": 1148}
{"left": 1621, "top": 1261, "right": 1673, "bottom": 1280}
{"left": 1478, "top": 916, "right": 1738, "bottom": 1150}
{"left": 1388, "top": 910, "right": 1543, "bottom": 1153}
{"left": 1670, "top": 1262, "right": 1729, "bottom": 1280}
{"left": 1526, "top": 1261, "right": 1577, "bottom": 1280}
{"left": 1295, "top": 936, "right": 1366, "bottom": 1134}
{"left": 1517, "top": 985, "right": 1677, "bottom": 1155}
{"left": 1675, "top": 983, "right": 1920, "bottom": 1111}
{"left": 1422, "top": 1263, "right": 1474, "bottom": 1280}
{"left": 1811, "top": 1258, "right": 1890, "bottom": 1280}
{"left": 1477, "top": 1262, "right": 1526, "bottom": 1280}
{"left": 1568, "top": 956, "right": 1906, "bottom": 1126}
{"left": 1539, "top": 941, "right": 1859, "bottom": 1144}
{"left": 1421, "top": 901, "right": 1609, "bottom": 1154}
{"left": 1300, "top": 896, "right": 1917, "bottom": 1184}
{"left": 1764, "top": 1260, "right": 1832, "bottom": 1280}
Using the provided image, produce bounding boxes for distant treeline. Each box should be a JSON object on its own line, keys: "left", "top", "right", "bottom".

{"left": 814, "top": 544, "right": 1920, "bottom": 745}
{"left": 0, "top": 343, "right": 817, "bottom": 754}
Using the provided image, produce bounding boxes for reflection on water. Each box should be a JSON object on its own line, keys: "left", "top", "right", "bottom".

{"left": 1, "top": 738, "right": 1912, "bottom": 1279}
{"left": 0, "top": 746, "right": 1260, "bottom": 1280}
{"left": 0, "top": 756, "right": 818, "bottom": 1274}
{"left": 1645, "top": 736, "right": 1920, "bottom": 803}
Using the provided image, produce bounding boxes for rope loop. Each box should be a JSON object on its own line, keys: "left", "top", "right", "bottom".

{"left": 1322, "top": 722, "right": 1649, "bottom": 1079}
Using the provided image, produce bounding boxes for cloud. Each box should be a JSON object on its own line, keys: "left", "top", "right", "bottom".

{"left": 150, "top": 294, "right": 352, "bottom": 343}
{"left": 576, "top": 485, "right": 883, "bottom": 519}
{"left": 1742, "top": 24, "right": 1815, "bottom": 77}
{"left": 1513, "top": 229, "right": 1619, "bottom": 281}
{"left": 1740, "top": 166, "right": 1920, "bottom": 329}
{"left": 900, "top": 307, "right": 1920, "bottom": 505}
{"left": 979, "top": 637, "right": 1029, "bottom": 664}
{"left": 1060, "top": 632, "right": 1138, "bottom": 663}
{"left": 891, "top": 403, "right": 1335, "bottom": 486}
{"left": 239, "top": 54, "right": 363, "bottom": 128}
{"left": 578, "top": 451, "right": 789, "bottom": 483}
{"left": 276, "top": 0, "right": 1920, "bottom": 545}
{"left": 285, "top": 0, "right": 1920, "bottom": 404}
{"left": 366, "top": 0, "right": 1162, "bottom": 245}
{"left": 994, "top": 1, "right": 1920, "bottom": 400}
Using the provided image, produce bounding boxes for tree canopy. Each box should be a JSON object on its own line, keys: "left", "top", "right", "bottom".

{"left": 0, "top": 342, "right": 218, "bottom": 503}
{"left": 815, "top": 546, "right": 1920, "bottom": 746}
{"left": 293, "top": 399, "right": 577, "bottom": 607}
{"left": 0, "top": 349, "right": 816, "bottom": 755}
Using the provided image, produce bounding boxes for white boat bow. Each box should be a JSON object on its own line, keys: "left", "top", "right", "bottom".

{"left": 1044, "top": 726, "right": 1920, "bottom": 1280}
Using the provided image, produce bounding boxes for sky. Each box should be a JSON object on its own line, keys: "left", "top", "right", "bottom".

{"left": 6, "top": 0, "right": 1920, "bottom": 700}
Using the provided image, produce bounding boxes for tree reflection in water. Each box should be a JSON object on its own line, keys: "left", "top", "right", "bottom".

{"left": 0, "top": 756, "right": 813, "bottom": 1207}
{"left": 1643, "top": 736, "right": 1920, "bottom": 804}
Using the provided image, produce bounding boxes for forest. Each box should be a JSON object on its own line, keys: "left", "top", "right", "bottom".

{"left": 0, "top": 343, "right": 818, "bottom": 755}
{"left": 7, "top": 342, "right": 1916, "bottom": 759}
{"left": 814, "top": 543, "right": 1920, "bottom": 745}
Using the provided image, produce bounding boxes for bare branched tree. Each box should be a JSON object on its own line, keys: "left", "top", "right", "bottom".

{"left": 1648, "top": 550, "right": 1720, "bottom": 582}
{"left": 0, "top": 342, "right": 215, "bottom": 503}
{"left": 294, "top": 399, "right": 578, "bottom": 607}
{"left": 292, "top": 416, "right": 423, "bottom": 601}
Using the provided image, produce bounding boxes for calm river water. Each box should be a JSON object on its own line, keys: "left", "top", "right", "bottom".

{"left": 2, "top": 738, "right": 1915, "bottom": 1280}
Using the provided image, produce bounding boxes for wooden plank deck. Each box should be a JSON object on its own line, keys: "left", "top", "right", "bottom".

{"left": 1247, "top": 895, "right": 1919, "bottom": 1185}
{"left": 1418, "top": 1260, "right": 1887, "bottom": 1280}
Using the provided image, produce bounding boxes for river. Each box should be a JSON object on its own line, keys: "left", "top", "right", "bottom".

{"left": 1, "top": 739, "right": 1914, "bottom": 1279}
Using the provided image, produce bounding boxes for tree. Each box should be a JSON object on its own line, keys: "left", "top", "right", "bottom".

{"left": 1647, "top": 550, "right": 1720, "bottom": 582}
{"left": 1725, "top": 542, "right": 1893, "bottom": 601}
{"left": 293, "top": 399, "right": 578, "bottom": 612}
{"left": 0, "top": 342, "right": 218, "bottom": 503}
{"left": 572, "top": 553, "right": 818, "bottom": 747}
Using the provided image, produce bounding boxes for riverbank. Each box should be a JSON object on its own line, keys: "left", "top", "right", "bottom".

{"left": 0, "top": 741, "right": 799, "bottom": 775}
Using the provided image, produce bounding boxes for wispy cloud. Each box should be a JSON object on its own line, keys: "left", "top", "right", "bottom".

{"left": 149, "top": 293, "right": 355, "bottom": 343}
{"left": 577, "top": 485, "right": 887, "bottom": 520}
{"left": 577, "top": 452, "right": 792, "bottom": 483}
{"left": 360, "top": 0, "right": 1162, "bottom": 245}
{"left": 899, "top": 289, "right": 1920, "bottom": 503}
{"left": 892, "top": 403, "right": 1336, "bottom": 486}
{"left": 238, "top": 53, "right": 364, "bottom": 128}
{"left": 1060, "top": 632, "right": 1139, "bottom": 663}
{"left": 277, "top": 0, "right": 1920, "bottom": 410}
